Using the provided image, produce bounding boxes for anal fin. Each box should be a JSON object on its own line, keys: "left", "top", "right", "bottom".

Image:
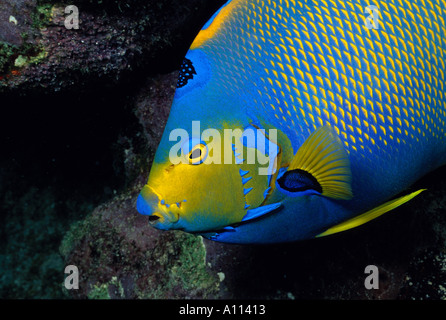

{"left": 316, "top": 189, "right": 426, "bottom": 237}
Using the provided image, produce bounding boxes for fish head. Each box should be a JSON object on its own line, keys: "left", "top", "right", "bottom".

{"left": 135, "top": 45, "right": 286, "bottom": 233}
{"left": 137, "top": 119, "right": 281, "bottom": 232}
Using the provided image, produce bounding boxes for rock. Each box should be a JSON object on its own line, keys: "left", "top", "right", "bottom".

{"left": 0, "top": 0, "right": 40, "bottom": 76}
{"left": 0, "top": 0, "right": 227, "bottom": 94}
{"left": 134, "top": 72, "right": 178, "bottom": 159}
{"left": 60, "top": 189, "right": 222, "bottom": 299}
{"left": 0, "top": 0, "right": 35, "bottom": 47}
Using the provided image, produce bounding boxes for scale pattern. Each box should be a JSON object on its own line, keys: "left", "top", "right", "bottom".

{"left": 191, "top": 0, "right": 446, "bottom": 166}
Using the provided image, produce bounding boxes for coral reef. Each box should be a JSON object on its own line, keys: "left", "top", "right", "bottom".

{"left": 0, "top": 0, "right": 225, "bottom": 94}
{"left": 60, "top": 188, "right": 221, "bottom": 299}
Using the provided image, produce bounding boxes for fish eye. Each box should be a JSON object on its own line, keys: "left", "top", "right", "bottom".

{"left": 181, "top": 138, "right": 208, "bottom": 165}
{"left": 188, "top": 143, "right": 207, "bottom": 165}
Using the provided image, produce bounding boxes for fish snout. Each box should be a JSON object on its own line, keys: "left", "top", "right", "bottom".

{"left": 136, "top": 194, "right": 159, "bottom": 224}
{"left": 136, "top": 185, "right": 179, "bottom": 229}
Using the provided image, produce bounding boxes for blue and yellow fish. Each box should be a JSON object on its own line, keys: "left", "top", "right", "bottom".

{"left": 136, "top": 0, "right": 446, "bottom": 243}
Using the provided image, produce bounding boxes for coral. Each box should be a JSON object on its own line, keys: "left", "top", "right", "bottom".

{"left": 398, "top": 249, "right": 446, "bottom": 300}
{"left": 0, "top": 0, "right": 43, "bottom": 76}
{"left": 60, "top": 185, "right": 221, "bottom": 299}
{"left": 0, "top": 0, "right": 227, "bottom": 94}
{"left": 0, "top": 42, "right": 17, "bottom": 74}
{"left": 87, "top": 276, "right": 125, "bottom": 299}
{"left": 0, "top": 186, "right": 80, "bottom": 298}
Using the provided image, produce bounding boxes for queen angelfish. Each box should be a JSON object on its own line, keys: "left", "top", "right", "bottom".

{"left": 136, "top": 0, "right": 446, "bottom": 243}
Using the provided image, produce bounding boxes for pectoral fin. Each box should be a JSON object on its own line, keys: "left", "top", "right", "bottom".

{"left": 316, "top": 189, "right": 426, "bottom": 237}
{"left": 277, "top": 126, "right": 353, "bottom": 200}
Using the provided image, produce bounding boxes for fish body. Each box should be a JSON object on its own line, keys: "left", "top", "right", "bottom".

{"left": 137, "top": 0, "right": 446, "bottom": 243}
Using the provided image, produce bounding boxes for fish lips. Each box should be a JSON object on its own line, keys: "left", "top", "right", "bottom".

{"left": 136, "top": 194, "right": 180, "bottom": 230}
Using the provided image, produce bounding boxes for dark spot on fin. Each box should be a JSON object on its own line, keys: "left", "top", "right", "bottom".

{"left": 277, "top": 169, "right": 322, "bottom": 194}
{"left": 177, "top": 58, "right": 197, "bottom": 88}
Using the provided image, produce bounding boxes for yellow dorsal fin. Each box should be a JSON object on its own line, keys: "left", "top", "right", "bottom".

{"left": 290, "top": 126, "right": 353, "bottom": 200}
{"left": 316, "top": 189, "right": 426, "bottom": 237}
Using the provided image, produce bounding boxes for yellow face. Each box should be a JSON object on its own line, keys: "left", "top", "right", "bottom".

{"left": 137, "top": 128, "right": 278, "bottom": 232}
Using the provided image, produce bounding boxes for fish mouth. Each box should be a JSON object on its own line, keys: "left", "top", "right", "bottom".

{"left": 147, "top": 212, "right": 162, "bottom": 225}
{"left": 146, "top": 211, "right": 179, "bottom": 231}
{"left": 151, "top": 204, "right": 181, "bottom": 226}
{"left": 136, "top": 186, "right": 182, "bottom": 229}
